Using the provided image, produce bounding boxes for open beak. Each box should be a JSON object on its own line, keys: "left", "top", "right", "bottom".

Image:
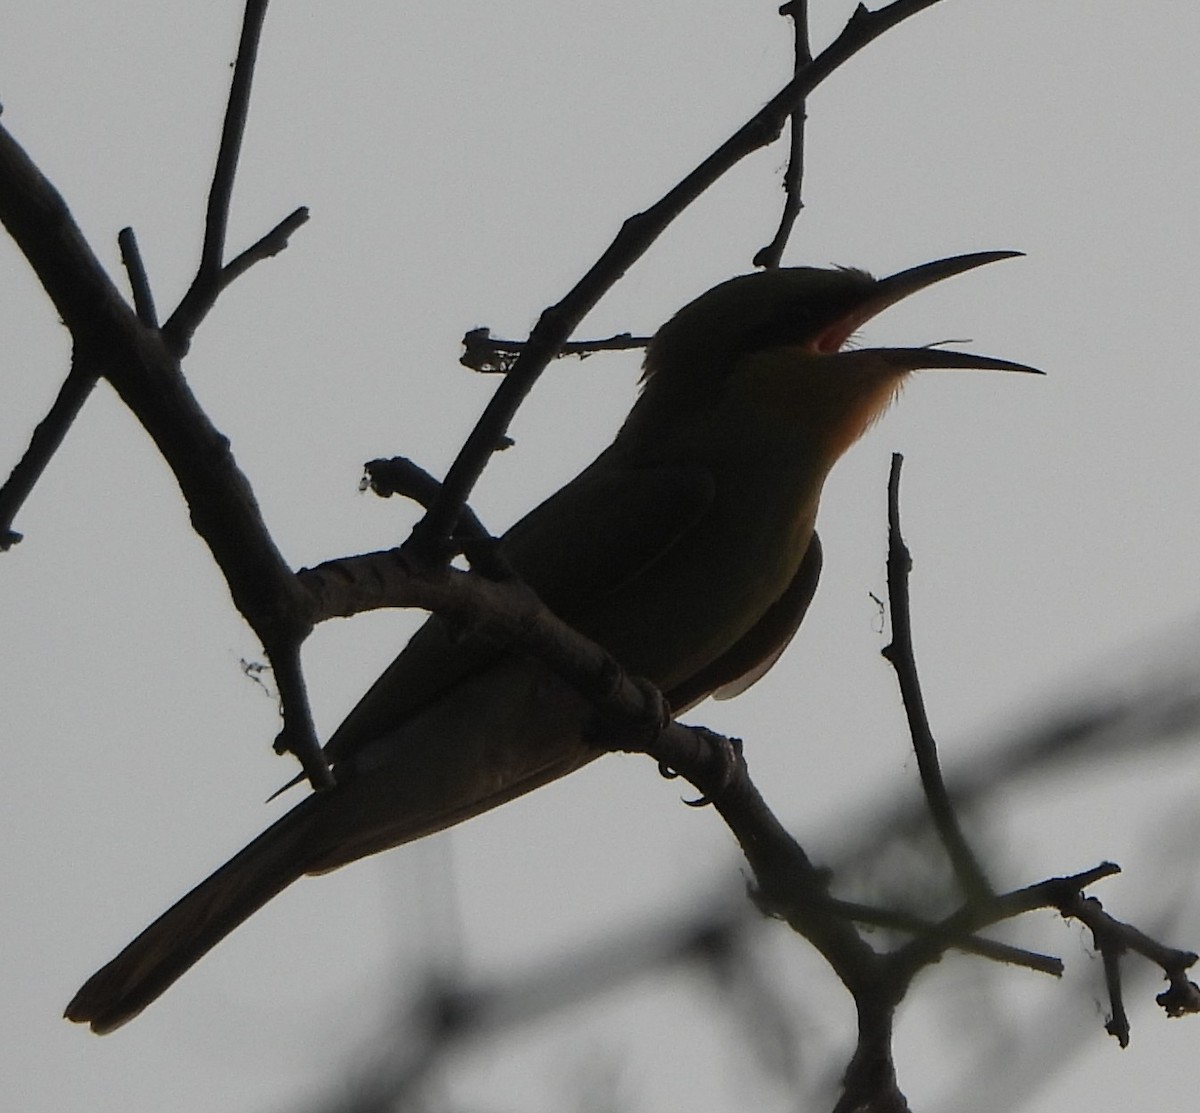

{"left": 815, "top": 251, "right": 1043, "bottom": 375}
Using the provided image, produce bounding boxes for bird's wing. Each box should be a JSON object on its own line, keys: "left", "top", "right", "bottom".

{"left": 664, "top": 531, "right": 823, "bottom": 712}
{"left": 501, "top": 456, "right": 717, "bottom": 614}
{"left": 323, "top": 459, "right": 716, "bottom": 766}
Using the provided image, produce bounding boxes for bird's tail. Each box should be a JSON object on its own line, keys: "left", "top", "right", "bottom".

{"left": 64, "top": 801, "right": 318, "bottom": 1034}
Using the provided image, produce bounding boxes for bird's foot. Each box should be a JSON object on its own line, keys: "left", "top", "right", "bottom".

{"left": 674, "top": 728, "right": 741, "bottom": 807}
{"left": 583, "top": 667, "right": 671, "bottom": 753}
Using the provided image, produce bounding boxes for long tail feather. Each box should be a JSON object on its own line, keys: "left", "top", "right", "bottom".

{"left": 64, "top": 802, "right": 317, "bottom": 1034}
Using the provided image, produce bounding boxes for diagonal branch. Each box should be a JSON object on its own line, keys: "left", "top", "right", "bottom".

{"left": 0, "top": 113, "right": 330, "bottom": 783}
{"left": 118, "top": 226, "right": 158, "bottom": 326}
{"left": 0, "top": 354, "right": 98, "bottom": 550}
{"left": 408, "top": 0, "right": 954, "bottom": 560}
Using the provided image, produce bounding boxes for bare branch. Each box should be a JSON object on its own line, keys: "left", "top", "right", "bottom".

{"left": 361, "top": 456, "right": 512, "bottom": 580}
{"left": 0, "top": 114, "right": 323, "bottom": 772}
{"left": 754, "top": 0, "right": 812, "bottom": 268}
{"left": 460, "top": 327, "right": 649, "bottom": 374}
{"left": 882, "top": 453, "right": 993, "bottom": 903}
{"left": 164, "top": 0, "right": 273, "bottom": 351}
{"left": 215, "top": 205, "right": 310, "bottom": 293}
{"left": 268, "top": 638, "right": 333, "bottom": 788}
{"left": 1063, "top": 889, "right": 1200, "bottom": 1040}
{"left": 0, "top": 8, "right": 336, "bottom": 778}
{"left": 408, "top": 0, "right": 954, "bottom": 561}
{"left": 118, "top": 226, "right": 157, "bottom": 326}
{"left": 0, "top": 354, "right": 97, "bottom": 550}
{"left": 827, "top": 897, "right": 1064, "bottom": 976}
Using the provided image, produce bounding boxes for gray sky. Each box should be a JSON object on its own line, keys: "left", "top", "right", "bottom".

{"left": 3, "top": 3, "right": 1200, "bottom": 1111}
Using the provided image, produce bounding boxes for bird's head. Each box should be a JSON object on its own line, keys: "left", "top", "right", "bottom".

{"left": 633, "top": 251, "right": 1039, "bottom": 466}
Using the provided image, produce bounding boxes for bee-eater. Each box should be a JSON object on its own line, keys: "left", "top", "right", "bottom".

{"left": 65, "top": 251, "right": 1037, "bottom": 1033}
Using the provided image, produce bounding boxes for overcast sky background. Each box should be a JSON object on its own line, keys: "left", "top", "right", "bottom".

{"left": 4, "top": 3, "right": 1200, "bottom": 1111}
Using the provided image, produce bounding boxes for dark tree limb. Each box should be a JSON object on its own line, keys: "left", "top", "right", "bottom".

{"left": 0, "top": 113, "right": 327, "bottom": 779}
{"left": 407, "top": 0, "right": 952, "bottom": 563}
{"left": 0, "top": 224, "right": 156, "bottom": 552}
{"left": 0, "top": 0, "right": 329, "bottom": 779}
{"left": 297, "top": 449, "right": 1200, "bottom": 1107}
{"left": 0, "top": 0, "right": 947, "bottom": 788}
{"left": 0, "top": 1, "right": 304, "bottom": 549}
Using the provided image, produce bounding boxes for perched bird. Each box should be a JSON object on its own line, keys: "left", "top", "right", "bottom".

{"left": 65, "top": 251, "right": 1038, "bottom": 1033}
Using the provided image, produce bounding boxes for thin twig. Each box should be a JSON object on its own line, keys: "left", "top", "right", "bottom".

{"left": 118, "top": 226, "right": 157, "bottom": 326}
{"left": 1061, "top": 888, "right": 1200, "bottom": 1040}
{"left": 826, "top": 897, "right": 1063, "bottom": 976}
{"left": 0, "top": 354, "right": 98, "bottom": 550}
{"left": 163, "top": 0, "right": 279, "bottom": 352}
{"left": 164, "top": 204, "right": 310, "bottom": 350}
{"left": 220, "top": 205, "right": 309, "bottom": 287}
{"left": 200, "top": 0, "right": 268, "bottom": 277}
{"left": 460, "top": 329, "right": 650, "bottom": 374}
{"left": 754, "top": 0, "right": 812, "bottom": 268}
{"left": 888, "top": 862, "right": 1121, "bottom": 989}
{"left": 1097, "top": 924, "right": 1131, "bottom": 1046}
{"left": 881, "top": 453, "right": 993, "bottom": 903}
{"left": 268, "top": 638, "right": 333, "bottom": 788}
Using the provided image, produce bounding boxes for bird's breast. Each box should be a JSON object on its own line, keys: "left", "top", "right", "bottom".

{"left": 571, "top": 464, "right": 819, "bottom": 694}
